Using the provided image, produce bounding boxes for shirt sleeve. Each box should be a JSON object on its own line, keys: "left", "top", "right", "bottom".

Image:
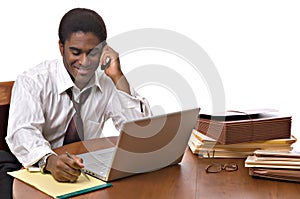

{"left": 6, "top": 76, "right": 56, "bottom": 167}
{"left": 107, "top": 85, "right": 152, "bottom": 131}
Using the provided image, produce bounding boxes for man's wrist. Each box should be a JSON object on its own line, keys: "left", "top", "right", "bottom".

{"left": 38, "top": 153, "right": 53, "bottom": 174}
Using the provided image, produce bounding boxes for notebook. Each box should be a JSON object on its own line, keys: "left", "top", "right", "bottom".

{"left": 78, "top": 107, "right": 200, "bottom": 181}
{"left": 8, "top": 169, "right": 111, "bottom": 199}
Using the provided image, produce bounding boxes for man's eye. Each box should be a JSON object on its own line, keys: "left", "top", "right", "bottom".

{"left": 88, "top": 49, "right": 100, "bottom": 57}
{"left": 72, "top": 51, "right": 80, "bottom": 56}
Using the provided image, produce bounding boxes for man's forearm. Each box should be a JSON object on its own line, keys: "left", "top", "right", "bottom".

{"left": 112, "top": 73, "right": 131, "bottom": 95}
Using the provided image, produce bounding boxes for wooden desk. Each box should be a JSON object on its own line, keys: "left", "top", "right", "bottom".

{"left": 13, "top": 137, "right": 300, "bottom": 199}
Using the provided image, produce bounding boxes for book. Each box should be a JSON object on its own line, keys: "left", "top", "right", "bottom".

{"left": 249, "top": 167, "right": 300, "bottom": 182}
{"left": 194, "top": 109, "right": 292, "bottom": 144}
{"left": 246, "top": 150, "right": 300, "bottom": 182}
{"left": 188, "top": 130, "right": 296, "bottom": 158}
{"left": 8, "top": 169, "right": 112, "bottom": 199}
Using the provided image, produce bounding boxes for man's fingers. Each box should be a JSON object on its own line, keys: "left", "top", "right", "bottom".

{"left": 65, "top": 154, "right": 84, "bottom": 169}
{"left": 50, "top": 154, "right": 82, "bottom": 182}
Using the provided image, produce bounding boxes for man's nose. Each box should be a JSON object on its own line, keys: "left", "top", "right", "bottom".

{"left": 78, "top": 53, "right": 90, "bottom": 65}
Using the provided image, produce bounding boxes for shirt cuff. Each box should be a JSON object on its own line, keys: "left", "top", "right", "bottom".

{"left": 116, "top": 87, "right": 151, "bottom": 116}
{"left": 24, "top": 147, "right": 57, "bottom": 168}
{"left": 117, "top": 87, "right": 141, "bottom": 108}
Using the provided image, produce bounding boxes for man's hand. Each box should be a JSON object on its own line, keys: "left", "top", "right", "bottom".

{"left": 100, "top": 44, "right": 131, "bottom": 94}
{"left": 45, "top": 154, "right": 83, "bottom": 182}
{"left": 100, "top": 45, "right": 122, "bottom": 80}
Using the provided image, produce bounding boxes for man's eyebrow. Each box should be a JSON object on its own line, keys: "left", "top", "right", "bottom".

{"left": 69, "top": 46, "right": 100, "bottom": 53}
{"left": 69, "top": 47, "right": 81, "bottom": 52}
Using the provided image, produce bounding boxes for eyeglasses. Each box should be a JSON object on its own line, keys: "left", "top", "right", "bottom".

{"left": 205, "top": 150, "right": 238, "bottom": 173}
{"left": 205, "top": 162, "right": 238, "bottom": 173}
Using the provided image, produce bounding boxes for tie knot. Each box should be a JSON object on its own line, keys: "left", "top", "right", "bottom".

{"left": 66, "top": 87, "right": 92, "bottom": 105}
{"left": 66, "top": 87, "right": 92, "bottom": 114}
{"left": 80, "top": 88, "right": 92, "bottom": 104}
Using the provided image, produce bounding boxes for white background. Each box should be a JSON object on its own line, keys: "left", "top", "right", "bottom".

{"left": 1, "top": 0, "right": 300, "bottom": 145}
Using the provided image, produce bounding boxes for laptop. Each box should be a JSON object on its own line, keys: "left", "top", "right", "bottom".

{"left": 78, "top": 107, "right": 200, "bottom": 181}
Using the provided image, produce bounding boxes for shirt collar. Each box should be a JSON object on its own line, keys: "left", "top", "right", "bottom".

{"left": 94, "top": 70, "right": 103, "bottom": 92}
{"left": 57, "top": 59, "right": 74, "bottom": 94}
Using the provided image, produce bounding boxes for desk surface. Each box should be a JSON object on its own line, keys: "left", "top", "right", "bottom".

{"left": 13, "top": 137, "right": 300, "bottom": 199}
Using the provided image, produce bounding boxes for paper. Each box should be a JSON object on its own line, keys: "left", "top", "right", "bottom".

{"left": 245, "top": 155, "right": 300, "bottom": 169}
{"left": 8, "top": 169, "right": 111, "bottom": 199}
{"left": 188, "top": 130, "right": 295, "bottom": 158}
{"left": 191, "top": 129, "right": 296, "bottom": 149}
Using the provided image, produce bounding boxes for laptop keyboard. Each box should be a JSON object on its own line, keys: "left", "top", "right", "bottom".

{"left": 84, "top": 162, "right": 110, "bottom": 177}
{"left": 79, "top": 147, "right": 115, "bottom": 179}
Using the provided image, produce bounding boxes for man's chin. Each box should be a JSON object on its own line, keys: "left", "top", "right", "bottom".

{"left": 74, "top": 75, "right": 94, "bottom": 88}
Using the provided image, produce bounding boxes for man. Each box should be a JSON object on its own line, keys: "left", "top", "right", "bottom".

{"left": 4, "top": 7, "right": 151, "bottom": 193}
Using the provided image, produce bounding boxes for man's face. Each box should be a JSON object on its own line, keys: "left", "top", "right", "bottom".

{"left": 59, "top": 31, "right": 104, "bottom": 88}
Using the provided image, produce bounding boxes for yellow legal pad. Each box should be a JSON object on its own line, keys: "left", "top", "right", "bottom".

{"left": 8, "top": 169, "right": 111, "bottom": 198}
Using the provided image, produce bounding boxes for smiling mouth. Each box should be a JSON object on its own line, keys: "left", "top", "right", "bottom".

{"left": 74, "top": 65, "right": 91, "bottom": 75}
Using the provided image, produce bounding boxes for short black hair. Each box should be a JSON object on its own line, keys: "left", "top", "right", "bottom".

{"left": 58, "top": 8, "right": 107, "bottom": 44}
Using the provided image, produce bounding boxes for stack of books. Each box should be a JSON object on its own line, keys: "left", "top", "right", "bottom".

{"left": 189, "top": 109, "right": 295, "bottom": 158}
{"left": 188, "top": 129, "right": 296, "bottom": 158}
{"left": 245, "top": 150, "right": 300, "bottom": 182}
{"left": 195, "top": 109, "right": 292, "bottom": 144}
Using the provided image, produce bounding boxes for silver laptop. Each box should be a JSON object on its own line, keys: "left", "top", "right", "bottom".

{"left": 78, "top": 107, "right": 200, "bottom": 182}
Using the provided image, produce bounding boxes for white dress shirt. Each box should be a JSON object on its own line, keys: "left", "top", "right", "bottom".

{"left": 6, "top": 59, "right": 151, "bottom": 167}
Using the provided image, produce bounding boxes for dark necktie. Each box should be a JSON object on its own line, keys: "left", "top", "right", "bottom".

{"left": 63, "top": 87, "right": 91, "bottom": 145}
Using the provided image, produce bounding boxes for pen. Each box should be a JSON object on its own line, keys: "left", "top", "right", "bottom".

{"left": 66, "top": 152, "right": 90, "bottom": 181}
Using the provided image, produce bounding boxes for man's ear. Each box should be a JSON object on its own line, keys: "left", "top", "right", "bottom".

{"left": 58, "top": 40, "right": 64, "bottom": 56}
